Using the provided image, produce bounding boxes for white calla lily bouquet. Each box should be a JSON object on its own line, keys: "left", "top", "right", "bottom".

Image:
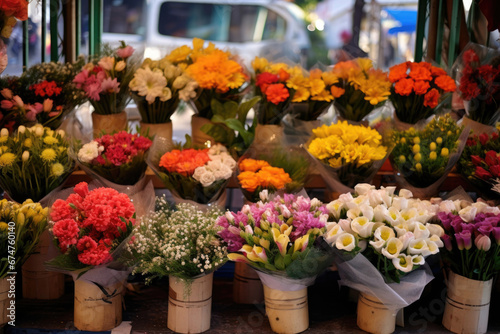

{"left": 324, "top": 184, "right": 442, "bottom": 309}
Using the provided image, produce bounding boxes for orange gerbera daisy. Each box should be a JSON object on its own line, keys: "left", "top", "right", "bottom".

{"left": 388, "top": 62, "right": 409, "bottom": 83}
{"left": 394, "top": 78, "right": 414, "bottom": 96}
{"left": 423, "top": 88, "right": 440, "bottom": 108}
{"left": 265, "top": 83, "right": 290, "bottom": 104}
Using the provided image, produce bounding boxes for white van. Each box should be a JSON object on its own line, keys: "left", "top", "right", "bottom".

{"left": 102, "top": 0, "right": 312, "bottom": 65}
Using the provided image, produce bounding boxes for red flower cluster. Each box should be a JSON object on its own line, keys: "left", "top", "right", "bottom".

{"left": 389, "top": 61, "right": 456, "bottom": 108}
{"left": 0, "top": 0, "right": 28, "bottom": 21}
{"left": 255, "top": 69, "right": 291, "bottom": 105}
{"left": 93, "top": 131, "right": 152, "bottom": 166}
{"left": 30, "top": 81, "right": 63, "bottom": 98}
{"left": 472, "top": 150, "right": 500, "bottom": 180}
{"left": 159, "top": 148, "right": 210, "bottom": 176}
{"left": 50, "top": 182, "right": 136, "bottom": 266}
{"left": 458, "top": 49, "right": 500, "bottom": 102}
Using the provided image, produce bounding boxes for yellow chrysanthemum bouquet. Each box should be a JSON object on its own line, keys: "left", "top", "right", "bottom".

{"left": 130, "top": 57, "right": 198, "bottom": 124}
{"left": 390, "top": 115, "right": 469, "bottom": 197}
{"left": 330, "top": 58, "right": 391, "bottom": 122}
{"left": 0, "top": 125, "right": 74, "bottom": 202}
{"left": 307, "top": 121, "right": 389, "bottom": 192}
{"left": 0, "top": 199, "right": 48, "bottom": 278}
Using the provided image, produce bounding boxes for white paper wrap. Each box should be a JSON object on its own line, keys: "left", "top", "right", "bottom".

{"left": 255, "top": 270, "right": 316, "bottom": 292}
{"left": 335, "top": 253, "right": 434, "bottom": 310}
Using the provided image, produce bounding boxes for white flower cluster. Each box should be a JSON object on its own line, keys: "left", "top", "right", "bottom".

{"left": 77, "top": 141, "right": 104, "bottom": 164}
{"left": 130, "top": 198, "right": 227, "bottom": 282}
{"left": 193, "top": 144, "right": 236, "bottom": 187}
{"left": 324, "top": 183, "right": 444, "bottom": 273}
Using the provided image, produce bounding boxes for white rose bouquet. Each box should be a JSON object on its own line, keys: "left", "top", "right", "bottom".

{"left": 324, "top": 184, "right": 441, "bottom": 310}
{"left": 148, "top": 139, "right": 236, "bottom": 207}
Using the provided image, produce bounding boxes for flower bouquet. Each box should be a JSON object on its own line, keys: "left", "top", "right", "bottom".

{"left": 457, "top": 132, "right": 500, "bottom": 199}
{"left": 390, "top": 115, "right": 469, "bottom": 198}
{"left": 130, "top": 57, "right": 198, "bottom": 141}
{"left": 130, "top": 197, "right": 226, "bottom": 333}
{"left": 437, "top": 199, "right": 500, "bottom": 334}
{"left": 73, "top": 42, "right": 137, "bottom": 137}
{"left": 0, "top": 199, "right": 47, "bottom": 325}
{"left": 282, "top": 68, "right": 336, "bottom": 146}
{"left": 306, "top": 121, "right": 389, "bottom": 194}
{"left": 46, "top": 182, "right": 137, "bottom": 331}
{"left": 329, "top": 58, "right": 391, "bottom": 123}
{"left": 148, "top": 138, "right": 236, "bottom": 208}
{"left": 76, "top": 131, "right": 152, "bottom": 186}
{"left": 0, "top": 59, "right": 87, "bottom": 130}
{"left": 237, "top": 148, "right": 308, "bottom": 203}
{"left": 452, "top": 43, "right": 500, "bottom": 129}
{"left": 388, "top": 61, "right": 456, "bottom": 126}
{"left": 167, "top": 38, "right": 250, "bottom": 147}
{"left": 218, "top": 194, "right": 332, "bottom": 334}
{"left": 324, "top": 184, "right": 440, "bottom": 333}
{"left": 0, "top": 125, "right": 73, "bottom": 203}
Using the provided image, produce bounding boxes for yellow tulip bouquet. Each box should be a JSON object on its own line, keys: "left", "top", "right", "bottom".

{"left": 0, "top": 199, "right": 48, "bottom": 278}
{"left": 390, "top": 115, "right": 469, "bottom": 195}
{"left": 0, "top": 125, "right": 73, "bottom": 203}
{"left": 307, "top": 121, "right": 389, "bottom": 192}
{"left": 330, "top": 58, "right": 391, "bottom": 122}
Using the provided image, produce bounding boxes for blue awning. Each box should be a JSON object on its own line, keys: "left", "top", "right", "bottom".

{"left": 385, "top": 8, "right": 417, "bottom": 35}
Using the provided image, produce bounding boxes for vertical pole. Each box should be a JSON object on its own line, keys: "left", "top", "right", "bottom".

{"left": 63, "top": 0, "right": 76, "bottom": 62}
{"left": 435, "top": 0, "right": 444, "bottom": 65}
{"left": 22, "top": 19, "right": 28, "bottom": 70}
{"left": 75, "top": 0, "right": 81, "bottom": 56}
{"left": 89, "top": 0, "right": 102, "bottom": 56}
{"left": 41, "top": 0, "right": 47, "bottom": 63}
{"left": 414, "top": 0, "right": 428, "bottom": 62}
{"left": 50, "top": 0, "right": 59, "bottom": 62}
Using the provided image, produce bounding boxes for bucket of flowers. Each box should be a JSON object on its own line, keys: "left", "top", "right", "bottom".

{"left": 389, "top": 115, "right": 469, "bottom": 198}
{"left": 147, "top": 136, "right": 236, "bottom": 209}
{"left": 130, "top": 56, "right": 198, "bottom": 144}
{"left": 46, "top": 181, "right": 147, "bottom": 332}
{"left": 452, "top": 42, "right": 500, "bottom": 132}
{"left": 218, "top": 193, "right": 332, "bottom": 334}
{"left": 306, "top": 121, "right": 389, "bottom": 195}
{"left": 436, "top": 197, "right": 500, "bottom": 334}
{"left": 388, "top": 61, "right": 456, "bottom": 128}
{"left": 129, "top": 196, "right": 226, "bottom": 334}
{"left": 0, "top": 199, "right": 47, "bottom": 325}
{"left": 75, "top": 131, "right": 152, "bottom": 190}
{"left": 324, "top": 184, "right": 443, "bottom": 334}
{"left": 329, "top": 58, "right": 391, "bottom": 123}
{"left": 73, "top": 42, "right": 137, "bottom": 137}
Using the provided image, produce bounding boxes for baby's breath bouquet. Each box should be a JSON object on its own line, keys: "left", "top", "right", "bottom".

{"left": 130, "top": 57, "right": 198, "bottom": 124}
{"left": 130, "top": 197, "right": 227, "bottom": 282}
{"left": 0, "top": 199, "right": 48, "bottom": 278}
{"left": 307, "top": 121, "right": 389, "bottom": 193}
{"left": 390, "top": 115, "right": 469, "bottom": 196}
{"left": 0, "top": 125, "right": 73, "bottom": 203}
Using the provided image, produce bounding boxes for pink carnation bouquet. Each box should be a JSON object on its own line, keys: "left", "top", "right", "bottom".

{"left": 47, "top": 182, "right": 136, "bottom": 273}
{"left": 76, "top": 131, "right": 152, "bottom": 185}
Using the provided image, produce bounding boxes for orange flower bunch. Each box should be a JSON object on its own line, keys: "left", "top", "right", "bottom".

{"left": 389, "top": 61, "right": 456, "bottom": 124}
{"left": 329, "top": 58, "right": 391, "bottom": 122}
{"left": 238, "top": 158, "right": 292, "bottom": 193}
{"left": 167, "top": 38, "right": 249, "bottom": 119}
{"left": 159, "top": 148, "right": 210, "bottom": 177}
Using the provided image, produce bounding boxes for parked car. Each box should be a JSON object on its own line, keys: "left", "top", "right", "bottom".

{"left": 102, "top": 0, "right": 312, "bottom": 66}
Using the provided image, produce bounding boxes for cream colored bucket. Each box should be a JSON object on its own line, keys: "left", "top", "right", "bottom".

{"left": 357, "top": 292, "right": 398, "bottom": 334}
{"left": 263, "top": 284, "right": 308, "bottom": 334}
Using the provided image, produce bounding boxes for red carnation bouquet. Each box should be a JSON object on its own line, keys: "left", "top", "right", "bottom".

{"left": 47, "top": 182, "right": 136, "bottom": 274}
{"left": 457, "top": 131, "right": 500, "bottom": 199}
{"left": 453, "top": 43, "right": 500, "bottom": 126}
{"left": 76, "top": 131, "right": 152, "bottom": 186}
{"left": 388, "top": 61, "right": 456, "bottom": 125}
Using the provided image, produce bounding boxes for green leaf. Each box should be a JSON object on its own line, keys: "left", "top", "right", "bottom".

{"left": 210, "top": 99, "right": 239, "bottom": 119}
{"left": 274, "top": 254, "right": 285, "bottom": 270}
{"left": 237, "top": 96, "right": 260, "bottom": 122}
{"left": 201, "top": 123, "right": 230, "bottom": 143}
{"left": 224, "top": 119, "right": 253, "bottom": 146}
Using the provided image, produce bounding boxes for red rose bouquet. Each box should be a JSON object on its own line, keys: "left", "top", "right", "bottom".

{"left": 47, "top": 182, "right": 136, "bottom": 272}
{"left": 457, "top": 131, "right": 500, "bottom": 198}
{"left": 76, "top": 131, "right": 152, "bottom": 186}
{"left": 453, "top": 43, "right": 500, "bottom": 126}
{"left": 388, "top": 61, "right": 456, "bottom": 125}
